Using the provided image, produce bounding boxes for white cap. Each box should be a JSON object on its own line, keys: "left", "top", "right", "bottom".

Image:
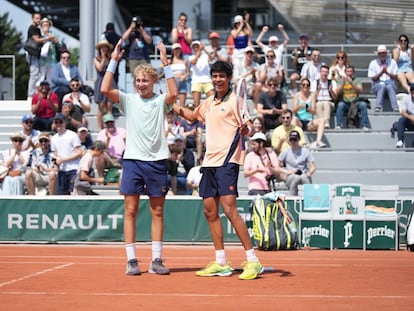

{"left": 269, "top": 35, "right": 279, "bottom": 42}
{"left": 376, "top": 45, "right": 388, "bottom": 53}
{"left": 191, "top": 40, "right": 201, "bottom": 47}
{"left": 233, "top": 15, "right": 243, "bottom": 24}
{"left": 251, "top": 132, "right": 267, "bottom": 142}
{"left": 77, "top": 126, "right": 88, "bottom": 133}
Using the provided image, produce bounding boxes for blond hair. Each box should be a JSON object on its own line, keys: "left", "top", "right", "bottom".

{"left": 133, "top": 63, "right": 159, "bottom": 82}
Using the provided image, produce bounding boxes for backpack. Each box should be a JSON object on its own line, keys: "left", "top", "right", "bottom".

{"left": 406, "top": 201, "right": 414, "bottom": 252}
{"left": 250, "top": 193, "right": 298, "bottom": 251}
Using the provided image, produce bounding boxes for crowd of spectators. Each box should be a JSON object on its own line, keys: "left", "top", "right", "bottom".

{"left": 1, "top": 11, "right": 413, "bottom": 196}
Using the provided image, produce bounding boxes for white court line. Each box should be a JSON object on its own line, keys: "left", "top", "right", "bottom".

{"left": 0, "top": 263, "right": 73, "bottom": 288}
{"left": 0, "top": 291, "right": 412, "bottom": 300}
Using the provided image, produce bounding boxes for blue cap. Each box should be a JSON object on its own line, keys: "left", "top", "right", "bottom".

{"left": 21, "top": 114, "right": 33, "bottom": 122}
{"left": 54, "top": 113, "right": 65, "bottom": 121}
{"left": 299, "top": 33, "right": 309, "bottom": 39}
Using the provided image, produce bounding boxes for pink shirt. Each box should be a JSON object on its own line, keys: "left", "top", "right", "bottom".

{"left": 244, "top": 148, "right": 279, "bottom": 191}
{"left": 194, "top": 93, "right": 249, "bottom": 167}
{"left": 97, "top": 127, "right": 126, "bottom": 159}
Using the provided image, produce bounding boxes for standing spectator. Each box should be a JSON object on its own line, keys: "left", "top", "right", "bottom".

{"left": 39, "top": 17, "right": 59, "bottom": 83}
{"left": 1, "top": 132, "right": 29, "bottom": 195}
{"left": 62, "top": 78, "right": 91, "bottom": 121}
{"left": 122, "top": 16, "right": 152, "bottom": 74}
{"left": 329, "top": 50, "right": 350, "bottom": 81}
{"left": 393, "top": 34, "right": 414, "bottom": 93}
{"left": 102, "top": 22, "right": 122, "bottom": 84}
{"left": 336, "top": 65, "right": 369, "bottom": 129}
{"left": 31, "top": 80, "right": 59, "bottom": 131}
{"left": 311, "top": 65, "right": 338, "bottom": 128}
{"left": 258, "top": 49, "right": 285, "bottom": 92}
{"left": 20, "top": 114, "right": 40, "bottom": 153}
{"left": 189, "top": 41, "right": 215, "bottom": 107}
{"left": 230, "top": 13, "right": 253, "bottom": 67}
{"left": 171, "top": 12, "right": 193, "bottom": 95}
{"left": 271, "top": 109, "right": 306, "bottom": 155}
{"left": 243, "top": 132, "right": 281, "bottom": 195}
{"left": 170, "top": 43, "right": 190, "bottom": 107}
{"left": 172, "top": 61, "right": 263, "bottom": 280}
{"left": 257, "top": 77, "right": 288, "bottom": 133}
{"left": 26, "top": 12, "right": 44, "bottom": 98}
{"left": 395, "top": 86, "right": 414, "bottom": 148}
{"left": 300, "top": 49, "right": 322, "bottom": 84}
{"left": 73, "top": 140, "right": 106, "bottom": 195}
{"left": 165, "top": 110, "right": 181, "bottom": 146}
{"left": 94, "top": 39, "right": 115, "bottom": 129}
{"left": 278, "top": 130, "right": 316, "bottom": 196}
{"left": 292, "top": 78, "right": 326, "bottom": 149}
{"left": 50, "top": 50, "right": 84, "bottom": 109}
{"left": 255, "top": 24, "right": 289, "bottom": 66}
{"left": 368, "top": 45, "right": 399, "bottom": 112}
{"left": 101, "top": 42, "right": 178, "bottom": 275}
{"left": 24, "top": 132, "right": 58, "bottom": 195}
{"left": 289, "top": 33, "right": 313, "bottom": 94}
{"left": 232, "top": 46, "right": 262, "bottom": 112}
{"left": 50, "top": 113, "right": 83, "bottom": 195}
{"left": 205, "top": 31, "right": 229, "bottom": 64}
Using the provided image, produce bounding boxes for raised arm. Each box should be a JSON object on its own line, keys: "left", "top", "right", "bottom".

{"left": 158, "top": 42, "right": 178, "bottom": 105}
{"left": 101, "top": 39, "right": 124, "bottom": 104}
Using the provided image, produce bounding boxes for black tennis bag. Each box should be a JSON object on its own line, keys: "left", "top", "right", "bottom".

{"left": 406, "top": 201, "right": 414, "bottom": 252}
{"left": 250, "top": 193, "right": 298, "bottom": 251}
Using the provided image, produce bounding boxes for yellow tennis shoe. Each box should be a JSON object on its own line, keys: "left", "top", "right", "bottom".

{"left": 239, "top": 261, "right": 264, "bottom": 280}
{"left": 196, "top": 261, "right": 232, "bottom": 277}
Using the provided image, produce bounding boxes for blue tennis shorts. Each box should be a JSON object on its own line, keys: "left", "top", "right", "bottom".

{"left": 199, "top": 163, "right": 239, "bottom": 198}
{"left": 120, "top": 159, "right": 168, "bottom": 197}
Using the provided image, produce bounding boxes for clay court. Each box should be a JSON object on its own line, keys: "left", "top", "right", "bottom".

{"left": 0, "top": 244, "right": 413, "bottom": 310}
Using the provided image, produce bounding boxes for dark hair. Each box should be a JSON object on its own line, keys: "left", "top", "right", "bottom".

{"left": 179, "top": 12, "right": 188, "bottom": 19}
{"left": 281, "top": 108, "right": 293, "bottom": 118}
{"left": 320, "top": 64, "right": 330, "bottom": 71}
{"left": 210, "top": 61, "right": 233, "bottom": 77}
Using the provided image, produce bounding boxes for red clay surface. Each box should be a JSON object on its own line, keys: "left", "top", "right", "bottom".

{"left": 0, "top": 244, "right": 413, "bottom": 311}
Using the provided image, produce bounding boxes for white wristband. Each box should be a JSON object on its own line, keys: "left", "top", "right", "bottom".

{"left": 106, "top": 60, "right": 118, "bottom": 74}
{"left": 164, "top": 65, "right": 174, "bottom": 79}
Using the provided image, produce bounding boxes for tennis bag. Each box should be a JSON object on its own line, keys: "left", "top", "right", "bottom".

{"left": 406, "top": 201, "right": 414, "bottom": 252}
{"left": 250, "top": 193, "right": 298, "bottom": 251}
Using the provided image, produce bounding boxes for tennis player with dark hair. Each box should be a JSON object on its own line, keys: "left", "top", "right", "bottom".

{"left": 173, "top": 61, "right": 263, "bottom": 280}
{"left": 101, "top": 40, "right": 177, "bottom": 276}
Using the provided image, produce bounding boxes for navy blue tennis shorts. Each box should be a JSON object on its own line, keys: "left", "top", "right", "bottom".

{"left": 120, "top": 159, "right": 168, "bottom": 197}
{"left": 199, "top": 162, "right": 239, "bottom": 198}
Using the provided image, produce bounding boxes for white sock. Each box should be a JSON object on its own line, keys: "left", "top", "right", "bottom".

{"left": 152, "top": 241, "right": 162, "bottom": 261}
{"left": 246, "top": 248, "right": 258, "bottom": 262}
{"left": 125, "top": 243, "right": 136, "bottom": 261}
{"left": 215, "top": 249, "right": 226, "bottom": 266}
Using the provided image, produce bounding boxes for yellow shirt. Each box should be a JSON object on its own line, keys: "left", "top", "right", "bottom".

{"left": 271, "top": 124, "right": 305, "bottom": 155}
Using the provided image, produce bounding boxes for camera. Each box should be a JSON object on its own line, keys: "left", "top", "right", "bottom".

{"left": 132, "top": 16, "right": 142, "bottom": 28}
{"left": 295, "top": 169, "right": 302, "bottom": 175}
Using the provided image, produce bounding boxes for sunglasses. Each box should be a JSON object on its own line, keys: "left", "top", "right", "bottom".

{"left": 281, "top": 116, "right": 291, "bottom": 120}
{"left": 268, "top": 83, "right": 280, "bottom": 87}
{"left": 70, "top": 84, "right": 80, "bottom": 87}
{"left": 400, "top": 39, "right": 407, "bottom": 42}
{"left": 337, "top": 56, "right": 344, "bottom": 60}
{"left": 13, "top": 139, "right": 23, "bottom": 143}
{"left": 302, "top": 83, "right": 310, "bottom": 87}
{"left": 266, "top": 55, "right": 275, "bottom": 59}
{"left": 24, "top": 121, "right": 33, "bottom": 124}
{"left": 61, "top": 56, "right": 70, "bottom": 60}
{"left": 54, "top": 120, "right": 63, "bottom": 124}
{"left": 289, "top": 137, "right": 298, "bottom": 142}
{"left": 39, "top": 139, "right": 49, "bottom": 143}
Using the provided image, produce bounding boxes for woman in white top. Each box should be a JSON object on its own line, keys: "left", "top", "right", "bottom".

{"left": 328, "top": 50, "right": 349, "bottom": 81}
{"left": 170, "top": 43, "right": 190, "bottom": 107}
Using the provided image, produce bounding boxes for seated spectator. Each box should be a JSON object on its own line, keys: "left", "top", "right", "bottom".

{"left": 24, "top": 132, "right": 58, "bottom": 195}
{"left": 50, "top": 113, "right": 83, "bottom": 195}
{"left": 311, "top": 65, "right": 338, "bottom": 128}
{"left": 278, "top": 130, "right": 316, "bottom": 195}
{"left": 255, "top": 24, "right": 289, "bottom": 67}
{"left": 395, "top": 86, "right": 414, "bottom": 148}
{"left": 20, "top": 114, "right": 40, "bottom": 153}
{"left": 166, "top": 142, "right": 186, "bottom": 195}
{"left": 31, "top": 80, "right": 59, "bottom": 131}
{"left": 1, "top": 132, "right": 30, "bottom": 195}
{"left": 77, "top": 126, "right": 94, "bottom": 153}
{"left": 73, "top": 140, "right": 106, "bottom": 195}
{"left": 258, "top": 49, "right": 286, "bottom": 93}
{"left": 300, "top": 49, "right": 322, "bottom": 84}
{"left": 271, "top": 109, "right": 306, "bottom": 155}
{"left": 232, "top": 46, "right": 262, "bottom": 111}
{"left": 50, "top": 50, "right": 84, "bottom": 109}
{"left": 336, "top": 65, "right": 369, "bottom": 130}
{"left": 257, "top": 77, "right": 288, "bottom": 133}
{"left": 368, "top": 45, "right": 399, "bottom": 112}
{"left": 186, "top": 158, "right": 203, "bottom": 196}
{"left": 179, "top": 112, "right": 203, "bottom": 162}
{"left": 96, "top": 113, "right": 126, "bottom": 170}
{"left": 165, "top": 110, "right": 181, "bottom": 146}
{"left": 392, "top": 34, "right": 414, "bottom": 93}
{"left": 328, "top": 50, "right": 350, "bottom": 81}
{"left": 205, "top": 31, "right": 229, "bottom": 64}
{"left": 292, "top": 78, "right": 326, "bottom": 148}
{"left": 55, "top": 98, "right": 87, "bottom": 132}
{"left": 243, "top": 132, "right": 282, "bottom": 195}
{"left": 62, "top": 78, "right": 91, "bottom": 123}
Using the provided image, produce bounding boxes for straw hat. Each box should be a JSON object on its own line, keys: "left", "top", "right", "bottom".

{"left": 40, "top": 17, "right": 53, "bottom": 27}
{"left": 95, "top": 40, "right": 113, "bottom": 51}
